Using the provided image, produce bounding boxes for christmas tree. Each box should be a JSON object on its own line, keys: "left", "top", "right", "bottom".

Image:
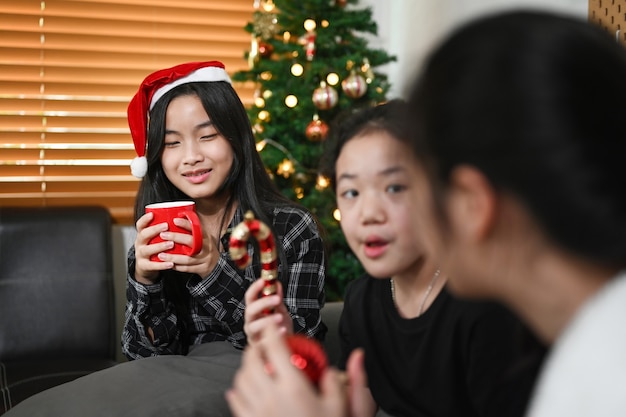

{"left": 233, "top": 0, "right": 395, "bottom": 300}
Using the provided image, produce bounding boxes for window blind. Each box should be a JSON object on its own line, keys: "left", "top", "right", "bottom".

{"left": 0, "top": 0, "right": 254, "bottom": 224}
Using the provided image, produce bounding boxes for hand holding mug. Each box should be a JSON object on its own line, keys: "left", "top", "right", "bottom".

{"left": 145, "top": 201, "right": 203, "bottom": 261}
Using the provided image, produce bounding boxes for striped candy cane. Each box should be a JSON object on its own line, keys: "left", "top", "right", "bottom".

{"left": 229, "top": 210, "right": 279, "bottom": 300}
{"left": 228, "top": 210, "right": 328, "bottom": 385}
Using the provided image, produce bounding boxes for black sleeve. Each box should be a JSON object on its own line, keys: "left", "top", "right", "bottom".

{"left": 463, "top": 304, "right": 546, "bottom": 417}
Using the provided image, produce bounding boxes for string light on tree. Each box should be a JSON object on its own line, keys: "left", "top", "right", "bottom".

{"left": 291, "top": 63, "right": 304, "bottom": 77}
{"left": 326, "top": 72, "right": 340, "bottom": 86}
{"left": 258, "top": 109, "right": 271, "bottom": 122}
{"left": 277, "top": 158, "right": 295, "bottom": 178}
{"left": 285, "top": 94, "right": 298, "bottom": 108}
{"left": 254, "top": 87, "right": 265, "bottom": 108}
{"left": 316, "top": 174, "right": 331, "bottom": 190}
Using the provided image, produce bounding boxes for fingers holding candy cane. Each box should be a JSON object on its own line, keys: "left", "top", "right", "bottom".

{"left": 244, "top": 277, "right": 293, "bottom": 343}
{"left": 231, "top": 211, "right": 292, "bottom": 342}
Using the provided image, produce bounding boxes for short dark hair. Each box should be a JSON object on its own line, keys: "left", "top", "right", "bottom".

{"left": 408, "top": 10, "right": 626, "bottom": 266}
{"left": 320, "top": 99, "right": 410, "bottom": 191}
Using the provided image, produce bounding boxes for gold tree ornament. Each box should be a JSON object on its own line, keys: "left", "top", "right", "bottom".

{"left": 342, "top": 70, "right": 368, "bottom": 99}
{"left": 312, "top": 81, "right": 338, "bottom": 110}
{"left": 253, "top": 10, "right": 279, "bottom": 39}
{"left": 361, "top": 58, "right": 375, "bottom": 83}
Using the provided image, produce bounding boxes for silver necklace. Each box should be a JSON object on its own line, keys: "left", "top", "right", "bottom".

{"left": 390, "top": 269, "right": 441, "bottom": 316}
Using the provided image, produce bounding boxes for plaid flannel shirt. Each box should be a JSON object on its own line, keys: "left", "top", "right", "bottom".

{"left": 122, "top": 205, "right": 326, "bottom": 359}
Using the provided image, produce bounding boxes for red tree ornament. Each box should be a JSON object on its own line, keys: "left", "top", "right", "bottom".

{"left": 305, "top": 115, "right": 329, "bottom": 141}
{"left": 258, "top": 41, "right": 274, "bottom": 58}
{"left": 312, "top": 81, "right": 338, "bottom": 110}
{"left": 342, "top": 70, "right": 368, "bottom": 99}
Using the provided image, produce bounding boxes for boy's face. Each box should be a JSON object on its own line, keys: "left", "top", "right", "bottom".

{"left": 335, "top": 131, "right": 427, "bottom": 280}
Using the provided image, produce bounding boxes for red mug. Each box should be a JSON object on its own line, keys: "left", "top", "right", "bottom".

{"left": 145, "top": 201, "right": 203, "bottom": 261}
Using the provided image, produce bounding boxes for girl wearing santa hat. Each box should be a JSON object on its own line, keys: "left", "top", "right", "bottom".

{"left": 122, "top": 61, "right": 326, "bottom": 359}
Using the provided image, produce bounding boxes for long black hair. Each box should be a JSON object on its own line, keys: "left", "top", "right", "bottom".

{"left": 134, "top": 81, "right": 298, "bottom": 268}
{"left": 408, "top": 10, "right": 626, "bottom": 267}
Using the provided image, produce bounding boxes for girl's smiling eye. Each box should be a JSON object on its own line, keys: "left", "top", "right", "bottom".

{"left": 199, "top": 133, "right": 219, "bottom": 141}
{"left": 163, "top": 140, "right": 180, "bottom": 148}
{"left": 387, "top": 184, "right": 407, "bottom": 194}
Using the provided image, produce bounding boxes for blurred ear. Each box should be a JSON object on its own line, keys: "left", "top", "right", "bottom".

{"left": 446, "top": 165, "right": 497, "bottom": 242}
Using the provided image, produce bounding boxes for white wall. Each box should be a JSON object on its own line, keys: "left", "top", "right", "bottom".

{"left": 363, "top": 0, "right": 588, "bottom": 98}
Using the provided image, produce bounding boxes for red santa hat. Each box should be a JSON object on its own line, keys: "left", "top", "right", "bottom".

{"left": 127, "top": 61, "right": 232, "bottom": 178}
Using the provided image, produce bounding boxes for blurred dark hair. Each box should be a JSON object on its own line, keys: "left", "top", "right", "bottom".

{"left": 408, "top": 10, "right": 626, "bottom": 266}
{"left": 320, "top": 99, "right": 411, "bottom": 190}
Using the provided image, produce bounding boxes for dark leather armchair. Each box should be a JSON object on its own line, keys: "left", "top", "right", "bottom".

{"left": 0, "top": 206, "right": 118, "bottom": 414}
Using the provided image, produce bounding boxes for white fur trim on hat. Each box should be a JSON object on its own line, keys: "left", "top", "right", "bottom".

{"left": 149, "top": 66, "right": 232, "bottom": 110}
{"left": 131, "top": 156, "right": 148, "bottom": 178}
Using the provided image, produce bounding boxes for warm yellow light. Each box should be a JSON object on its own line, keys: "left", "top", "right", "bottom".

{"left": 316, "top": 175, "right": 330, "bottom": 190}
{"left": 333, "top": 208, "right": 341, "bottom": 222}
{"left": 303, "top": 19, "right": 316, "bottom": 32}
{"left": 321, "top": 20, "right": 329, "bottom": 28}
{"left": 291, "top": 63, "right": 304, "bottom": 77}
{"left": 260, "top": 71, "right": 273, "bottom": 81}
{"left": 262, "top": 0, "right": 275, "bottom": 12}
{"left": 258, "top": 110, "right": 270, "bottom": 121}
{"left": 277, "top": 159, "right": 295, "bottom": 178}
{"left": 326, "top": 72, "right": 339, "bottom": 86}
{"left": 254, "top": 97, "right": 265, "bottom": 107}
{"left": 295, "top": 186, "right": 304, "bottom": 199}
{"left": 262, "top": 90, "right": 273, "bottom": 99}
{"left": 256, "top": 139, "right": 267, "bottom": 152}
{"left": 284, "top": 95, "right": 298, "bottom": 108}
{"left": 283, "top": 31, "right": 291, "bottom": 43}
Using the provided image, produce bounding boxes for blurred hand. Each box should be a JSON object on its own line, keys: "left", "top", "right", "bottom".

{"left": 244, "top": 279, "right": 293, "bottom": 344}
{"left": 226, "top": 322, "right": 348, "bottom": 417}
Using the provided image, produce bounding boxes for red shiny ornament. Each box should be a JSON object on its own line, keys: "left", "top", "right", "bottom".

{"left": 286, "top": 334, "right": 328, "bottom": 386}
{"left": 305, "top": 117, "right": 329, "bottom": 141}
{"left": 335, "top": 0, "right": 348, "bottom": 7}
{"left": 258, "top": 41, "right": 274, "bottom": 58}
{"left": 312, "top": 82, "right": 338, "bottom": 110}
{"left": 342, "top": 71, "right": 368, "bottom": 99}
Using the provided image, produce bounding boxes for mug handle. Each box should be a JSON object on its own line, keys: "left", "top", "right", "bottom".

{"left": 179, "top": 210, "right": 203, "bottom": 256}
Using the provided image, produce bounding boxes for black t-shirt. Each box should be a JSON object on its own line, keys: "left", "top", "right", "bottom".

{"left": 338, "top": 275, "right": 545, "bottom": 417}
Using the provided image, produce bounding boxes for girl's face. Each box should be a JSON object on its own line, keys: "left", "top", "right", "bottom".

{"left": 335, "top": 131, "right": 426, "bottom": 280}
{"left": 161, "top": 94, "right": 234, "bottom": 202}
